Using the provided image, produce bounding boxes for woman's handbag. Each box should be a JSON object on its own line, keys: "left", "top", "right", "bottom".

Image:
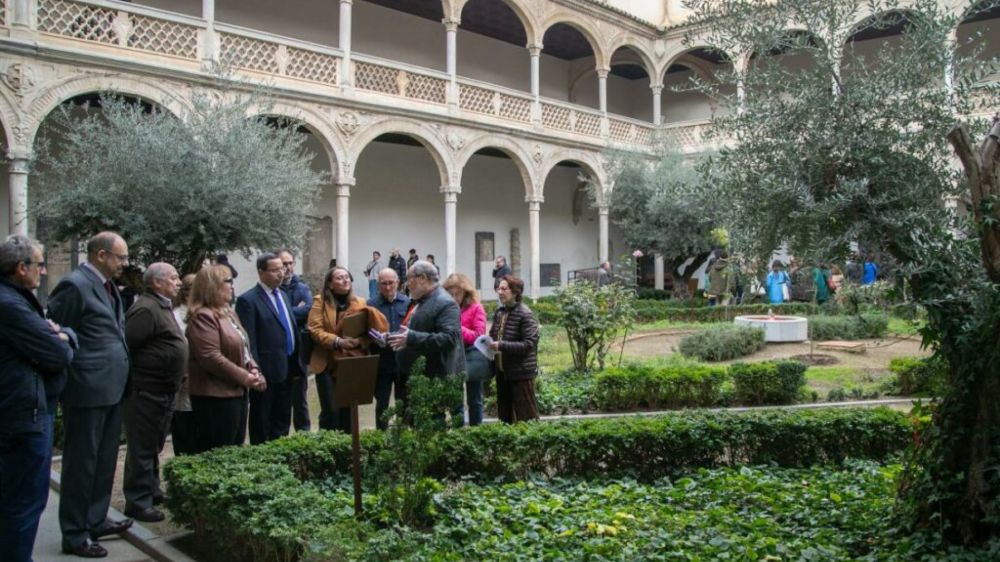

{"left": 464, "top": 345, "right": 493, "bottom": 382}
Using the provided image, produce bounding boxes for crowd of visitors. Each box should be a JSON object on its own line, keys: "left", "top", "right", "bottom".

{"left": 0, "top": 232, "right": 542, "bottom": 561}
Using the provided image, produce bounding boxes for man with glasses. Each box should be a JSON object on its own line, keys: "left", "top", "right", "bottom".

{"left": 276, "top": 249, "right": 312, "bottom": 433}
{"left": 236, "top": 252, "right": 304, "bottom": 444}
{"left": 367, "top": 268, "right": 409, "bottom": 429}
{"left": 0, "top": 235, "right": 77, "bottom": 562}
{"left": 48, "top": 231, "right": 133, "bottom": 558}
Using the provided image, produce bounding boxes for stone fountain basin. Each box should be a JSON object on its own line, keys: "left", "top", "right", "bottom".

{"left": 734, "top": 315, "right": 808, "bottom": 342}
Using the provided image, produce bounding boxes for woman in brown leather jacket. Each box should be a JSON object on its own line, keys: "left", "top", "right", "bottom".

{"left": 489, "top": 275, "right": 540, "bottom": 423}
{"left": 186, "top": 265, "right": 266, "bottom": 452}
{"left": 308, "top": 267, "right": 388, "bottom": 432}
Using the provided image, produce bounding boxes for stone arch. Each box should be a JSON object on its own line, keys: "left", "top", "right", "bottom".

{"left": 540, "top": 150, "right": 606, "bottom": 204}
{"left": 455, "top": 135, "right": 536, "bottom": 199}
{"left": 453, "top": 0, "right": 538, "bottom": 43}
{"left": 844, "top": 8, "right": 924, "bottom": 45}
{"left": 349, "top": 120, "right": 453, "bottom": 188}
{"left": 248, "top": 101, "right": 343, "bottom": 179}
{"left": 0, "top": 86, "right": 21, "bottom": 155}
{"left": 25, "top": 73, "right": 191, "bottom": 149}
{"left": 658, "top": 44, "right": 735, "bottom": 86}
{"left": 607, "top": 39, "right": 657, "bottom": 85}
{"left": 538, "top": 16, "right": 608, "bottom": 69}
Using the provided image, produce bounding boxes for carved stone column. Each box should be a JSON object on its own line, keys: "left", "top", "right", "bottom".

{"left": 201, "top": 0, "right": 218, "bottom": 62}
{"left": 651, "top": 84, "right": 663, "bottom": 125}
{"left": 340, "top": 0, "right": 353, "bottom": 89}
{"left": 444, "top": 18, "right": 459, "bottom": 109}
{"left": 335, "top": 180, "right": 353, "bottom": 268}
{"left": 654, "top": 255, "right": 665, "bottom": 290}
{"left": 597, "top": 67, "right": 609, "bottom": 114}
{"left": 598, "top": 205, "right": 609, "bottom": 264}
{"left": 441, "top": 185, "right": 459, "bottom": 276}
{"left": 8, "top": 156, "right": 29, "bottom": 237}
{"left": 529, "top": 43, "right": 542, "bottom": 124}
{"left": 528, "top": 196, "right": 542, "bottom": 299}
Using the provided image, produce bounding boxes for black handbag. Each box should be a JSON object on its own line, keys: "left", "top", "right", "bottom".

{"left": 464, "top": 345, "right": 493, "bottom": 382}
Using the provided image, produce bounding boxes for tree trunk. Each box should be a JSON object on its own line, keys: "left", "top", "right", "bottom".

{"left": 908, "top": 117, "right": 1000, "bottom": 544}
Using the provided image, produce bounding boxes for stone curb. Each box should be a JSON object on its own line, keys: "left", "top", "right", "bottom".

{"left": 49, "top": 470, "right": 196, "bottom": 562}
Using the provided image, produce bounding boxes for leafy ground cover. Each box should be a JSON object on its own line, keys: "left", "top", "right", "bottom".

{"left": 306, "top": 461, "right": 998, "bottom": 562}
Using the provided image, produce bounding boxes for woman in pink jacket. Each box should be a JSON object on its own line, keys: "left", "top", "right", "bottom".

{"left": 443, "top": 273, "right": 487, "bottom": 425}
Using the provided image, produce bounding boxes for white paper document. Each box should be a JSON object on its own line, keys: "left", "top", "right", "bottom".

{"left": 474, "top": 334, "right": 497, "bottom": 360}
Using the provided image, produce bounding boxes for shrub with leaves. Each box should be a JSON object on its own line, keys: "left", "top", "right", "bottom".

{"left": 889, "top": 356, "right": 947, "bottom": 396}
{"left": 809, "top": 313, "right": 888, "bottom": 341}
{"left": 593, "top": 363, "right": 727, "bottom": 410}
{"left": 730, "top": 360, "right": 807, "bottom": 406}
{"left": 554, "top": 281, "right": 636, "bottom": 371}
{"left": 678, "top": 324, "right": 765, "bottom": 362}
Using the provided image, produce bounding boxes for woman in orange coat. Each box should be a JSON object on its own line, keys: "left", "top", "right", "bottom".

{"left": 308, "top": 266, "right": 388, "bottom": 432}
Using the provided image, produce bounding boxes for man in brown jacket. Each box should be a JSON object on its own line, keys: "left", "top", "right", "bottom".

{"left": 122, "top": 263, "right": 186, "bottom": 523}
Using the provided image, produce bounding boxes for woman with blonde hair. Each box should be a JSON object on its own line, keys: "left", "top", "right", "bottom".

{"left": 185, "top": 265, "right": 266, "bottom": 452}
{"left": 170, "top": 273, "right": 198, "bottom": 455}
{"left": 443, "top": 272, "right": 487, "bottom": 426}
{"left": 308, "top": 266, "right": 388, "bottom": 432}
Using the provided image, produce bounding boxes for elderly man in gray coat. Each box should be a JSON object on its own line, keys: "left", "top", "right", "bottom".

{"left": 388, "top": 260, "right": 464, "bottom": 380}
{"left": 48, "top": 232, "right": 133, "bottom": 558}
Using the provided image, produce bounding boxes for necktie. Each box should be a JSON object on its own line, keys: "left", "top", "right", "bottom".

{"left": 402, "top": 301, "right": 418, "bottom": 327}
{"left": 273, "top": 289, "right": 294, "bottom": 357}
{"left": 104, "top": 280, "right": 118, "bottom": 314}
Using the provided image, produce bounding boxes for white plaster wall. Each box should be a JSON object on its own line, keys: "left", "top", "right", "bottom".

{"left": 540, "top": 164, "right": 602, "bottom": 295}
{"left": 132, "top": 0, "right": 202, "bottom": 17}
{"left": 662, "top": 68, "right": 716, "bottom": 122}
{"left": 958, "top": 18, "right": 1000, "bottom": 76}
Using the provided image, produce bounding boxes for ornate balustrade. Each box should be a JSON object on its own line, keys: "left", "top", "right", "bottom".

{"left": 216, "top": 24, "right": 340, "bottom": 87}
{"left": 37, "top": 0, "right": 201, "bottom": 60}
{"left": 8, "top": 0, "right": 717, "bottom": 152}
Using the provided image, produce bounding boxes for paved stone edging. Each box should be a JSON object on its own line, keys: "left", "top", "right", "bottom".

{"left": 49, "top": 470, "right": 196, "bottom": 562}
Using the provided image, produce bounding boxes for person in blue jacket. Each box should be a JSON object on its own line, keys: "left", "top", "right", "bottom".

{"left": 862, "top": 257, "right": 878, "bottom": 285}
{"left": 766, "top": 260, "right": 791, "bottom": 304}
{"left": 0, "top": 235, "right": 77, "bottom": 562}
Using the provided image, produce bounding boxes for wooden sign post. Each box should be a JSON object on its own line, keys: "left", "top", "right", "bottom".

{"left": 332, "top": 354, "right": 381, "bottom": 516}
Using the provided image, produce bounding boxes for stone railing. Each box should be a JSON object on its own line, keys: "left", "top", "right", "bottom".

{"left": 353, "top": 54, "right": 448, "bottom": 105}
{"left": 0, "top": 0, "right": 6, "bottom": 27}
{"left": 458, "top": 78, "right": 533, "bottom": 123}
{"left": 540, "top": 98, "right": 605, "bottom": 138}
{"left": 661, "top": 119, "right": 714, "bottom": 151}
{"left": 36, "top": 0, "right": 202, "bottom": 60}
{"left": 217, "top": 24, "right": 340, "bottom": 87}
{"left": 17, "top": 0, "right": 674, "bottom": 150}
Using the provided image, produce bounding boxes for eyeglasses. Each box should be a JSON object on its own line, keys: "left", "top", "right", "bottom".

{"left": 223, "top": 278, "right": 235, "bottom": 285}
{"left": 265, "top": 268, "right": 284, "bottom": 274}
{"left": 24, "top": 260, "right": 46, "bottom": 269}
{"left": 282, "top": 262, "right": 294, "bottom": 267}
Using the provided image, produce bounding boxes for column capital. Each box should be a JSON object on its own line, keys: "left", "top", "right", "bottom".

{"left": 527, "top": 42, "right": 543, "bottom": 56}
{"left": 650, "top": 84, "right": 663, "bottom": 95}
{"left": 339, "top": 0, "right": 353, "bottom": 4}
{"left": 335, "top": 182, "right": 353, "bottom": 197}
{"left": 595, "top": 67, "right": 610, "bottom": 79}
{"left": 598, "top": 204, "right": 609, "bottom": 215}
{"left": 8, "top": 157, "right": 30, "bottom": 174}
{"left": 526, "top": 195, "right": 543, "bottom": 209}
{"left": 442, "top": 17, "right": 460, "bottom": 32}
{"left": 440, "top": 184, "right": 461, "bottom": 195}
{"left": 6, "top": 147, "right": 30, "bottom": 161}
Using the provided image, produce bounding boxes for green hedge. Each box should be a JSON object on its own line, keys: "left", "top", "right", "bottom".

{"left": 593, "top": 363, "right": 727, "bottom": 410}
{"left": 889, "top": 356, "right": 947, "bottom": 395}
{"left": 731, "top": 360, "right": 808, "bottom": 405}
{"left": 808, "top": 313, "right": 888, "bottom": 340}
{"left": 164, "top": 408, "right": 909, "bottom": 561}
{"left": 678, "top": 324, "right": 766, "bottom": 361}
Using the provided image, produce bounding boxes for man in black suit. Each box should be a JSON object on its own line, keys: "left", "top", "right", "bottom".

{"left": 236, "top": 252, "right": 303, "bottom": 444}
{"left": 48, "top": 232, "right": 133, "bottom": 558}
{"left": 387, "top": 260, "right": 464, "bottom": 380}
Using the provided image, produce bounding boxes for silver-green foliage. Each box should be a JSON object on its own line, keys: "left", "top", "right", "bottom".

{"left": 554, "top": 280, "right": 636, "bottom": 371}
{"left": 31, "top": 90, "right": 328, "bottom": 272}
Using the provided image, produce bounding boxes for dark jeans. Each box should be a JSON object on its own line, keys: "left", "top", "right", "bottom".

{"left": 0, "top": 414, "right": 53, "bottom": 562}
{"left": 374, "top": 369, "right": 408, "bottom": 430}
{"left": 496, "top": 373, "right": 539, "bottom": 424}
{"left": 191, "top": 395, "right": 246, "bottom": 453}
{"left": 123, "top": 390, "right": 174, "bottom": 511}
{"left": 248, "top": 378, "right": 292, "bottom": 445}
{"left": 465, "top": 380, "right": 484, "bottom": 426}
{"left": 59, "top": 403, "right": 123, "bottom": 547}
{"left": 291, "top": 375, "right": 311, "bottom": 432}
{"left": 315, "top": 371, "right": 350, "bottom": 432}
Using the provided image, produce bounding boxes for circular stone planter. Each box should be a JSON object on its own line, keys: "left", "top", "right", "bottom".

{"left": 734, "top": 315, "right": 808, "bottom": 342}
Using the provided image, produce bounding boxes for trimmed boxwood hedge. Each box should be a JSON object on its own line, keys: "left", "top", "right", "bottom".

{"left": 165, "top": 408, "right": 910, "bottom": 561}
{"left": 678, "top": 324, "right": 766, "bottom": 361}
{"left": 730, "top": 360, "right": 808, "bottom": 405}
{"left": 808, "top": 313, "right": 889, "bottom": 340}
{"left": 593, "top": 363, "right": 728, "bottom": 410}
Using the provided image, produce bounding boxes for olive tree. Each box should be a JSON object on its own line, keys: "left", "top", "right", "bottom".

{"left": 31, "top": 89, "right": 328, "bottom": 274}
{"left": 684, "top": 0, "right": 1000, "bottom": 546}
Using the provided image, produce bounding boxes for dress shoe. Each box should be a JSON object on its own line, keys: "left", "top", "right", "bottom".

{"left": 124, "top": 505, "right": 165, "bottom": 523}
{"left": 89, "top": 518, "right": 133, "bottom": 540}
{"left": 62, "top": 538, "right": 108, "bottom": 558}
{"left": 152, "top": 493, "right": 168, "bottom": 506}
